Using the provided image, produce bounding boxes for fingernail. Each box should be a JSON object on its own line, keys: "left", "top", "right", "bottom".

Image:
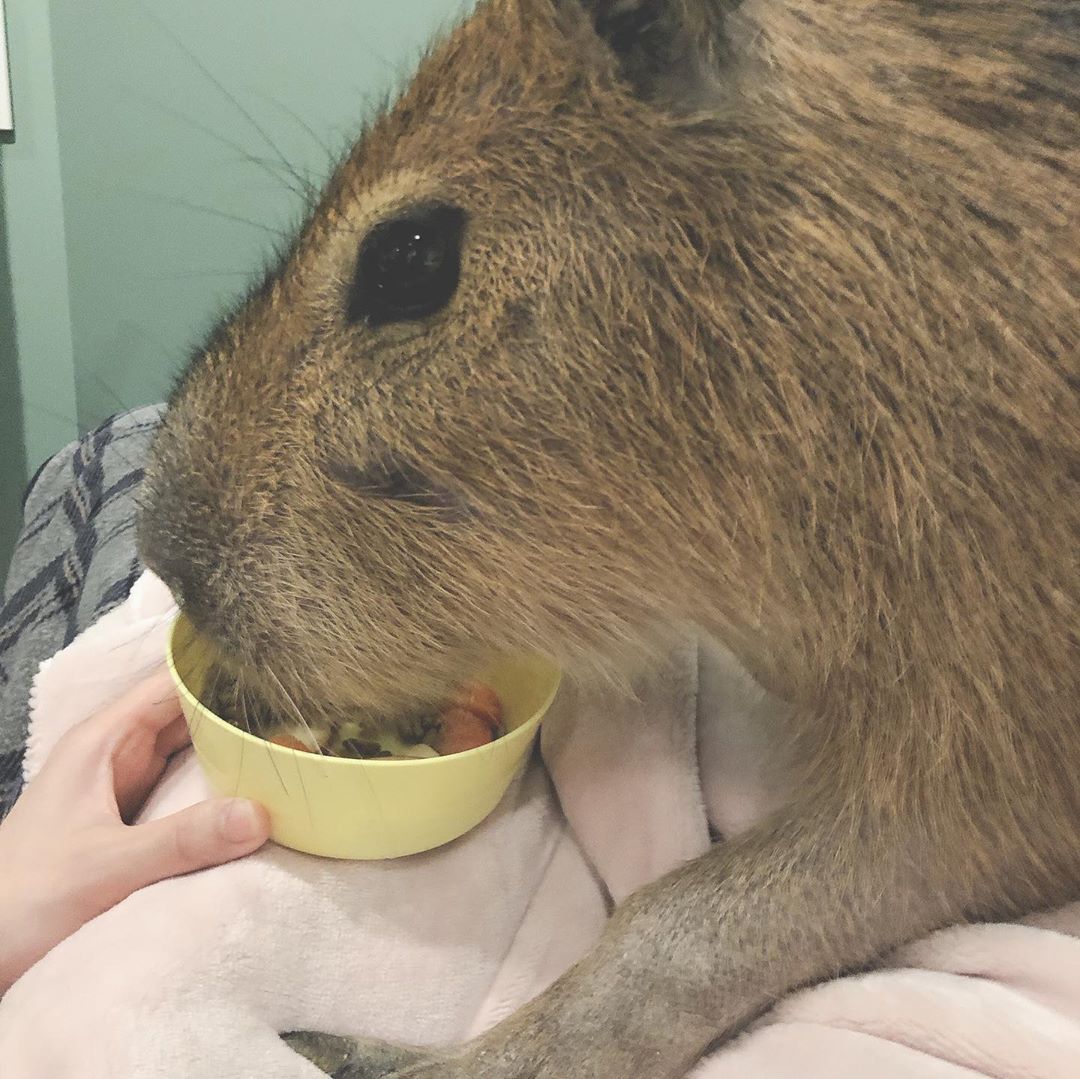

{"left": 217, "top": 799, "right": 265, "bottom": 844}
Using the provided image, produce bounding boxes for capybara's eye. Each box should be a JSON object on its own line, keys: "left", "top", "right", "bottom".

{"left": 347, "top": 203, "right": 466, "bottom": 327}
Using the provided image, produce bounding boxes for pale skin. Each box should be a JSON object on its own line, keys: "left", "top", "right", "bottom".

{"left": 0, "top": 669, "right": 271, "bottom": 995}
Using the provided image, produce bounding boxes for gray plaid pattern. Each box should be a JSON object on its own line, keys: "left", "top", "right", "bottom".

{"left": 0, "top": 406, "right": 164, "bottom": 817}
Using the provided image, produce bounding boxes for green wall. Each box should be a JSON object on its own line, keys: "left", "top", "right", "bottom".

{"left": 1, "top": 0, "right": 78, "bottom": 578}
{"left": 0, "top": 167, "right": 27, "bottom": 578}
{"left": 1, "top": 0, "right": 468, "bottom": 581}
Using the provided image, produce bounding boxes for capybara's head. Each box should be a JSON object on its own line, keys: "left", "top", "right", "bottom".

{"left": 139, "top": 0, "right": 1077, "bottom": 729}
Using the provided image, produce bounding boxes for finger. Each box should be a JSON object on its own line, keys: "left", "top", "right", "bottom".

{"left": 30, "top": 673, "right": 172, "bottom": 812}
{"left": 112, "top": 715, "right": 193, "bottom": 822}
{"left": 20, "top": 671, "right": 184, "bottom": 823}
{"left": 94, "top": 668, "right": 183, "bottom": 745}
{"left": 98, "top": 672, "right": 182, "bottom": 808}
{"left": 54, "top": 669, "right": 181, "bottom": 777}
{"left": 108, "top": 798, "right": 271, "bottom": 891}
{"left": 111, "top": 709, "right": 192, "bottom": 821}
{"left": 159, "top": 712, "right": 194, "bottom": 757}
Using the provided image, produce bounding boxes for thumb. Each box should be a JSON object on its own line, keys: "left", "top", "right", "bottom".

{"left": 116, "top": 799, "right": 271, "bottom": 889}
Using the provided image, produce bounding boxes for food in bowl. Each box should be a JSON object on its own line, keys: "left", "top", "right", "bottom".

{"left": 205, "top": 666, "right": 506, "bottom": 760}
{"left": 168, "top": 614, "right": 562, "bottom": 859}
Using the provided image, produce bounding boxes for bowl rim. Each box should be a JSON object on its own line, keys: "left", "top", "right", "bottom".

{"left": 166, "top": 614, "right": 562, "bottom": 769}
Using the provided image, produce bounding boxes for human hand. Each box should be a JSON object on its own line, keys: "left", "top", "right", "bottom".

{"left": 0, "top": 668, "right": 270, "bottom": 993}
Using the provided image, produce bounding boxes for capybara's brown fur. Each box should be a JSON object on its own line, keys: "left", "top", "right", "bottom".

{"left": 139, "top": 1, "right": 1078, "bottom": 1074}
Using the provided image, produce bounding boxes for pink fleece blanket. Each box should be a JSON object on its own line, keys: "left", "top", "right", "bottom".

{"left": 1, "top": 572, "right": 1078, "bottom": 1077}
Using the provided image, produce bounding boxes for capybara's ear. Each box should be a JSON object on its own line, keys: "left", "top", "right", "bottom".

{"left": 556, "top": 0, "right": 744, "bottom": 106}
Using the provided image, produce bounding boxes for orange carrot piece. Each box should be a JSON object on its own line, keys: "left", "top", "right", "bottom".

{"left": 451, "top": 681, "right": 504, "bottom": 734}
{"left": 267, "top": 733, "right": 318, "bottom": 753}
{"left": 431, "top": 707, "right": 496, "bottom": 755}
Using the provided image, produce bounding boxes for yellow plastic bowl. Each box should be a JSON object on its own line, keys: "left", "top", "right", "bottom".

{"left": 166, "top": 614, "right": 561, "bottom": 860}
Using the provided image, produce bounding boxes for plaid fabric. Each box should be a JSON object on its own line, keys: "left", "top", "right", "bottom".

{"left": 0, "top": 406, "right": 164, "bottom": 818}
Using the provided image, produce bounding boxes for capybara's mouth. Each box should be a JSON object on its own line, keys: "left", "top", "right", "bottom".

{"left": 198, "top": 655, "right": 505, "bottom": 760}
{"left": 198, "top": 653, "right": 426, "bottom": 744}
